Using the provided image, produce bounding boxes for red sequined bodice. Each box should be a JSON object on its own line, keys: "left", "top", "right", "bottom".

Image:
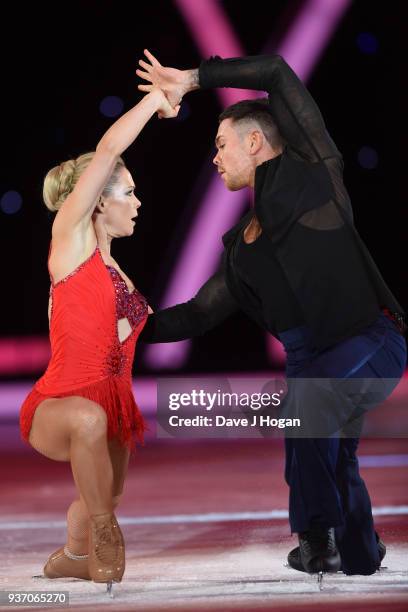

{"left": 35, "top": 244, "right": 148, "bottom": 395}
{"left": 105, "top": 265, "right": 148, "bottom": 329}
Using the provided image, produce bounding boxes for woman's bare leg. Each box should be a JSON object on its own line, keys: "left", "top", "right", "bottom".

{"left": 29, "top": 396, "right": 113, "bottom": 515}
{"left": 29, "top": 399, "right": 131, "bottom": 554}
{"left": 66, "top": 438, "right": 130, "bottom": 554}
{"left": 65, "top": 497, "right": 89, "bottom": 555}
{"left": 109, "top": 436, "right": 131, "bottom": 501}
{"left": 29, "top": 396, "right": 131, "bottom": 583}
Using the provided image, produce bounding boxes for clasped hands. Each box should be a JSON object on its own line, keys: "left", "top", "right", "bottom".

{"left": 136, "top": 49, "right": 190, "bottom": 119}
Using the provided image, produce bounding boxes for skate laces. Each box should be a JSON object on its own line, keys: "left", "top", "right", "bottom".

{"left": 92, "top": 517, "right": 120, "bottom": 563}
{"left": 96, "top": 523, "right": 115, "bottom": 546}
{"left": 301, "top": 527, "right": 335, "bottom": 554}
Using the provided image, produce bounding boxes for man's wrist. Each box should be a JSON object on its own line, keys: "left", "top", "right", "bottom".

{"left": 183, "top": 69, "right": 200, "bottom": 94}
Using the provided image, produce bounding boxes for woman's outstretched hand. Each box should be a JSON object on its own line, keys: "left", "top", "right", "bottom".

{"left": 136, "top": 49, "right": 189, "bottom": 108}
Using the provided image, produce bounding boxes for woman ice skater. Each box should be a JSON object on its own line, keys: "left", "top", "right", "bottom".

{"left": 19, "top": 84, "right": 179, "bottom": 592}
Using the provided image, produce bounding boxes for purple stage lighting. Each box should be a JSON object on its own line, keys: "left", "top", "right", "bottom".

{"left": 358, "top": 146, "right": 379, "bottom": 170}
{"left": 99, "top": 95, "right": 124, "bottom": 118}
{"left": 1, "top": 191, "right": 23, "bottom": 215}
{"left": 356, "top": 32, "right": 379, "bottom": 55}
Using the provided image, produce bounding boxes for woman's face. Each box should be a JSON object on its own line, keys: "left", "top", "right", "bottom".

{"left": 100, "top": 166, "right": 141, "bottom": 238}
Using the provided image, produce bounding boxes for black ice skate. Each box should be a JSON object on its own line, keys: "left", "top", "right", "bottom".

{"left": 287, "top": 526, "right": 341, "bottom": 581}
{"left": 287, "top": 529, "right": 386, "bottom": 573}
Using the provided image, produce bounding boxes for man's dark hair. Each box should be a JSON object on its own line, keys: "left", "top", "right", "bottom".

{"left": 219, "top": 98, "right": 283, "bottom": 150}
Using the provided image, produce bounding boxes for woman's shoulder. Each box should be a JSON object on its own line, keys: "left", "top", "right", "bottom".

{"left": 48, "top": 226, "right": 97, "bottom": 286}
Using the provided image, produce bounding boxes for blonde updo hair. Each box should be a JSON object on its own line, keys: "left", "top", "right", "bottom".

{"left": 43, "top": 152, "right": 126, "bottom": 212}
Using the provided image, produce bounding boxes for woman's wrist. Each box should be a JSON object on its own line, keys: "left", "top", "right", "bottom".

{"left": 142, "top": 87, "right": 169, "bottom": 113}
{"left": 146, "top": 87, "right": 165, "bottom": 109}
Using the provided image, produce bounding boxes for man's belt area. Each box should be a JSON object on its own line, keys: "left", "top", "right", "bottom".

{"left": 382, "top": 308, "right": 407, "bottom": 336}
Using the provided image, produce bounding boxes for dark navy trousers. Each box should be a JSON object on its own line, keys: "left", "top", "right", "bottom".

{"left": 278, "top": 313, "right": 407, "bottom": 575}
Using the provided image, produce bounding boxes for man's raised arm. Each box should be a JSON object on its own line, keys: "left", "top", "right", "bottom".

{"left": 137, "top": 50, "right": 340, "bottom": 162}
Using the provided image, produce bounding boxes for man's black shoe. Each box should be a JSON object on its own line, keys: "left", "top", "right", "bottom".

{"left": 287, "top": 529, "right": 385, "bottom": 572}
{"left": 287, "top": 526, "right": 341, "bottom": 574}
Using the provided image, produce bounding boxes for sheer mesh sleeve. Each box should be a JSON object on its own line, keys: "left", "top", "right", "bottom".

{"left": 199, "top": 54, "right": 341, "bottom": 162}
{"left": 139, "top": 262, "right": 239, "bottom": 343}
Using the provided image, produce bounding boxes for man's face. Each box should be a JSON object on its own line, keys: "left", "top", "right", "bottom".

{"left": 213, "top": 119, "right": 252, "bottom": 191}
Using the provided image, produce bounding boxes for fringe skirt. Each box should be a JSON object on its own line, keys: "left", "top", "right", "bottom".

{"left": 19, "top": 376, "right": 146, "bottom": 450}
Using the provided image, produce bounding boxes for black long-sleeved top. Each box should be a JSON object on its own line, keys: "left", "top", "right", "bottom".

{"left": 140, "top": 55, "right": 405, "bottom": 350}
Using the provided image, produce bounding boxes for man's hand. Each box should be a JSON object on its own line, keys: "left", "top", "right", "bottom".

{"left": 136, "top": 49, "right": 199, "bottom": 108}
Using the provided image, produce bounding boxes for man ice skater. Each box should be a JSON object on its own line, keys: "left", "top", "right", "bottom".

{"left": 137, "top": 50, "right": 406, "bottom": 576}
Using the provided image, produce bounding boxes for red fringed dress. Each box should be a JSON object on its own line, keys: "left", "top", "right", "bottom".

{"left": 20, "top": 243, "right": 148, "bottom": 449}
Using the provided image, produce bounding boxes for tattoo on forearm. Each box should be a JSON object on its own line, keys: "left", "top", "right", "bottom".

{"left": 186, "top": 69, "right": 200, "bottom": 92}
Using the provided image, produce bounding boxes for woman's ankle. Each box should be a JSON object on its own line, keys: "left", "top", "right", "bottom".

{"left": 64, "top": 545, "right": 89, "bottom": 560}
{"left": 67, "top": 537, "right": 88, "bottom": 556}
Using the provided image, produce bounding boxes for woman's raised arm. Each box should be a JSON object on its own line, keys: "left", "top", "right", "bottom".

{"left": 52, "top": 88, "right": 178, "bottom": 237}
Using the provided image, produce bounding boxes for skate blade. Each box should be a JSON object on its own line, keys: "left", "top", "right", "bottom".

{"left": 32, "top": 574, "right": 46, "bottom": 579}
{"left": 317, "top": 571, "right": 324, "bottom": 591}
{"left": 106, "top": 581, "right": 114, "bottom": 598}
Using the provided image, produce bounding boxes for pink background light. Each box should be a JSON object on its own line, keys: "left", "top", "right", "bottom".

{"left": 0, "top": 338, "right": 50, "bottom": 375}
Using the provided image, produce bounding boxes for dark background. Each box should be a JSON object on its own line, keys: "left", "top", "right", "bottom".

{"left": 0, "top": 0, "right": 406, "bottom": 378}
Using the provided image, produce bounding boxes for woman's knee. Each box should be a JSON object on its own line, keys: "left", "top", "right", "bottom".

{"left": 70, "top": 399, "right": 108, "bottom": 440}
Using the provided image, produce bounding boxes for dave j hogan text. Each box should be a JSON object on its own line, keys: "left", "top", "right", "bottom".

{"left": 168, "top": 415, "right": 300, "bottom": 428}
